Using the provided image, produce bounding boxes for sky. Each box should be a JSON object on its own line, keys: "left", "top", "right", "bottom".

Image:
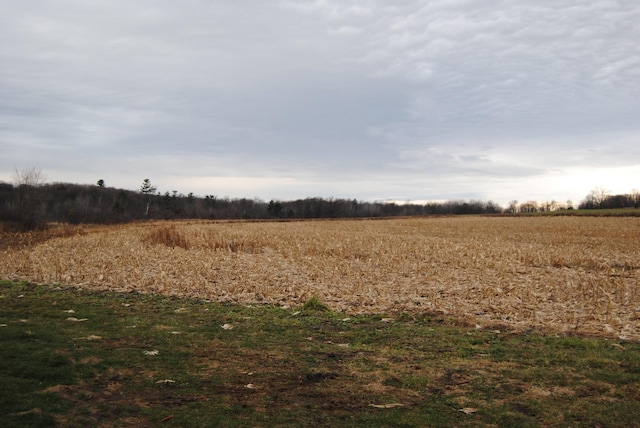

{"left": 1, "top": 0, "right": 639, "bottom": 206}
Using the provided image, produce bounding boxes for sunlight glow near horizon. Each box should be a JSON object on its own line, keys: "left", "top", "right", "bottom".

{"left": 1, "top": 164, "right": 637, "bottom": 208}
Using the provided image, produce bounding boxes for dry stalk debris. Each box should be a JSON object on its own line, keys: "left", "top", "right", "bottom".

{"left": 1, "top": 217, "right": 639, "bottom": 340}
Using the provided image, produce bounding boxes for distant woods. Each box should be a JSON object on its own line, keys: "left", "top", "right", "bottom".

{"left": 0, "top": 179, "right": 500, "bottom": 228}
{"left": 0, "top": 173, "right": 638, "bottom": 230}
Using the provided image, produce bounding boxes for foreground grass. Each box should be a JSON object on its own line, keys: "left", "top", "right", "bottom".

{"left": 1, "top": 280, "right": 639, "bottom": 427}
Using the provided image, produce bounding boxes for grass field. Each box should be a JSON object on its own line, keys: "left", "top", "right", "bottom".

{"left": 2, "top": 280, "right": 639, "bottom": 427}
{"left": 2, "top": 216, "right": 639, "bottom": 341}
{"left": 525, "top": 208, "right": 640, "bottom": 217}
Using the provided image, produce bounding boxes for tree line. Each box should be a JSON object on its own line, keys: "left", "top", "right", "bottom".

{"left": 0, "top": 173, "right": 504, "bottom": 229}
{"left": 0, "top": 170, "right": 637, "bottom": 230}
{"left": 577, "top": 186, "right": 640, "bottom": 210}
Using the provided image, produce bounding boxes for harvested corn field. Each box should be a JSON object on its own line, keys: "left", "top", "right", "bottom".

{"left": 2, "top": 217, "right": 639, "bottom": 340}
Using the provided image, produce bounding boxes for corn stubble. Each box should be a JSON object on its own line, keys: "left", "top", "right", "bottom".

{"left": 2, "top": 217, "right": 639, "bottom": 340}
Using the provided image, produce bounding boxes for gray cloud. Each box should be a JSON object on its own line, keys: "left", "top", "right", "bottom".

{"left": 1, "top": 0, "right": 639, "bottom": 204}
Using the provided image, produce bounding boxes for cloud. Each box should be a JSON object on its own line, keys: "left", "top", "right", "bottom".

{"left": 1, "top": 0, "right": 639, "bottom": 205}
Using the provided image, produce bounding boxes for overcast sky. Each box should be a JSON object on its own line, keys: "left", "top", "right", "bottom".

{"left": 2, "top": 1, "right": 639, "bottom": 205}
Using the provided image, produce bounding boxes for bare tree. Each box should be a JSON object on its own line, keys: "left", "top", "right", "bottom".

{"left": 519, "top": 201, "right": 538, "bottom": 213}
{"left": 14, "top": 167, "right": 46, "bottom": 188}
{"left": 585, "top": 186, "right": 611, "bottom": 208}
{"left": 631, "top": 189, "right": 640, "bottom": 208}
{"left": 13, "top": 167, "right": 47, "bottom": 229}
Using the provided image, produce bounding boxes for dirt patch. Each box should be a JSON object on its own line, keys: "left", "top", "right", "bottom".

{"left": 186, "top": 345, "right": 425, "bottom": 417}
{"left": 39, "top": 367, "right": 207, "bottom": 427}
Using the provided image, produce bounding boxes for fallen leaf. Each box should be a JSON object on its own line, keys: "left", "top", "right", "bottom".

{"left": 458, "top": 407, "right": 478, "bottom": 414}
{"left": 156, "top": 379, "right": 176, "bottom": 384}
{"left": 380, "top": 318, "right": 393, "bottom": 323}
{"left": 63, "top": 309, "right": 75, "bottom": 314}
{"left": 245, "top": 383, "right": 256, "bottom": 389}
{"left": 144, "top": 350, "right": 160, "bottom": 356}
{"left": 74, "top": 335, "right": 102, "bottom": 341}
{"left": 369, "top": 403, "right": 404, "bottom": 409}
{"left": 161, "top": 415, "right": 174, "bottom": 422}
{"left": 326, "top": 341, "right": 349, "bottom": 347}
{"left": 221, "top": 323, "right": 233, "bottom": 330}
{"left": 0, "top": 324, "right": 7, "bottom": 327}
{"left": 8, "top": 408, "right": 41, "bottom": 417}
{"left": 66, "top": 317, "right": 88, "bottom": 322}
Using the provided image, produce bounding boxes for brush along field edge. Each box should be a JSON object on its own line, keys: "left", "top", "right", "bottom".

{"left": 1, "top": 217, "right": 639, "bottom": 341}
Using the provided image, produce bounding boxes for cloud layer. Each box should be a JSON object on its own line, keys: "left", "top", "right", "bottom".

{"left": 2, "top": 0, "right": 639, "bottom": 204}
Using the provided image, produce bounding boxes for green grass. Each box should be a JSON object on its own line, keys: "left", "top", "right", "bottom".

{"left": 523, "top": 208, "right": 640, "bottom": 216}
{"left": 1, "top": 280, "right": 639, "bottom": 427}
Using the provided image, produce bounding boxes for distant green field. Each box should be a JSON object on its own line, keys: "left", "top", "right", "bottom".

{"left": 523, "top": 208, "right": 640, "bottom": 216}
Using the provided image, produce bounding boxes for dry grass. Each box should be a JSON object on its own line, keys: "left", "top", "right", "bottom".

{"left": 143, "top": 225, "right": 190, "bottom": 250}
{"left": 2, "top": 217, "right": 639, "bottom": 340}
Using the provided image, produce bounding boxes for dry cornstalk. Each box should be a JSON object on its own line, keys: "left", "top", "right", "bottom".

{"left": 1, "top": 217, "right": 639, "bottom": 340}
